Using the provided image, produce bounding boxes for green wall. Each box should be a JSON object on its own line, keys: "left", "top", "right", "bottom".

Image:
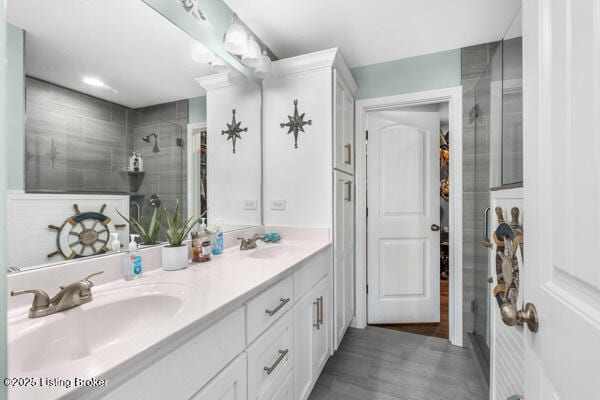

{"left": 350, "top": 49, "right": 462, "bottom": 100}
{"left": 189, "top": 96, "right": 207, "bottom": 124}
{"left": 6, "top": 23, "right": 24, "bottom": 190}
{"left": 1, "top": 0, "right": 8, "bottom": 396}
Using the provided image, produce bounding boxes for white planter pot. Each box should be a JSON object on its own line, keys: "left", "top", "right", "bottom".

{"left": 162, "top": 245, "right": 189, "bottom": 271}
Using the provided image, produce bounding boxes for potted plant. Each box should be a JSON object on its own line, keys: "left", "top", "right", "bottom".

{"left": 117, "top": 206, "right": 162, "bottom": 246}
{"left": 160, "top": 200, "right": 203, "bottom": 271}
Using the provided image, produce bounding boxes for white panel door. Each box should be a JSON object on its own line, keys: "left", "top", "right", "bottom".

{"left": 523, "top": 1, "right": 600, "bottom": 399}
{"left": 367, "top": 113, "right": 440, "bottom": 323}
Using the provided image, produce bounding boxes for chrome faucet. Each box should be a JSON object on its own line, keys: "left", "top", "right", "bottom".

{"left": 237, "top": 234, "right": 264, "bottom": 250}
{"left": 11, "top": 271, "right": 104, "bottom": 318}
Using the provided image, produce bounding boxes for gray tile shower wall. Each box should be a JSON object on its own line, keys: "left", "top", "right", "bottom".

{"left": 461, "top": 42, "right": 500, "bottom": 343}
{"left": 25, "top": 77, "right": 129, "bottom": 193}
{"left": 24, "top": 77, "right": 189, "bottom": 238}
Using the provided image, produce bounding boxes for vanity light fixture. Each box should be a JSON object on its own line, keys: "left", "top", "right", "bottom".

{"left": 191, "top": 42, "right": 215, "bottom": 64}
{"left": 254, "top": 50, "right": 273, "bottom": 79}
{"left": 242, "top": 37, "right": 262, "bottom": 67}
{"left": 223, "top": 13, "right": 248, "bottom": 55}
{"left": 210, "top": 57, "right": 231, "bottom": 73}
{"left": 83, "top": 76, "right": 105, "bottom": 88}
{"left": 181, "top": 0, "right": 207, "bottom": 22}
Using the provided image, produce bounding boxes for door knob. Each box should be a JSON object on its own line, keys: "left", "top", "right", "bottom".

{"left": 430, "top": 224, "right": 440, "bottom": 231}
{"left": 500, "top": 302, "right": 539, "bottom": 333}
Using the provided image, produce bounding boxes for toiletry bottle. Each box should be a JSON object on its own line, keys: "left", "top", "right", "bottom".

{"left": 123, "top": 234, "right": 143, "bottom": 280}
{"left": 212, "top": 225, "right": 223, "bottom": 255}
{"left": 110, "top": 232, "right": 121, "bottom": 252}
{"left": 194, "top": 219, "right": 212, "bottom": 263}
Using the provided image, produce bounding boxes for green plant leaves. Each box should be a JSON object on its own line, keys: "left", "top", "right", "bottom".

{"left": 117, "top": 206, "right": 161, "bottom": 245}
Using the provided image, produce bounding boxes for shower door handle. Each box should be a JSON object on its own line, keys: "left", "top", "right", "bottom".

{"left": 483, "top": 206, "right": 491, "bottom": 245}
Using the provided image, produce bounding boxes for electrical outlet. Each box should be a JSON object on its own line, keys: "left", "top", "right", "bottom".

{"left": 243, "top": 199, "right": 257, "bottom": 210}
{"left": 271, "top": 200, "right": 286, "bottom": 210}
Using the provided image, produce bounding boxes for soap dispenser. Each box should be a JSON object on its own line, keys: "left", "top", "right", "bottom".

{"left": 110, "top": 232, "right": 121, "bottom": 252}
{"left": 123, "top": 234, "right": 143, "bottom": 280}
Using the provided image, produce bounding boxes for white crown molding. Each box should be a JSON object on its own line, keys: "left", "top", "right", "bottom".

{"left": 271, "top": 48, "right": 338, "bottom": 76}
{"left": 269, "top": 48, "right": 358, "bottom": 95}
{"left": 195, "top": 73, "right": 233, "bottom": 91}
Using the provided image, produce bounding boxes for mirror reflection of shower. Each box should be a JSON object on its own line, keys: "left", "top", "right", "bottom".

{"left": 142, "top": 132, "right": 160, "bottom": 153}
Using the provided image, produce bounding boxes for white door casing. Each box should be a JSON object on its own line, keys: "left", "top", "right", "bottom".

{"left": 354, "top": 87, "right": 463, "bottom": 346}
{"left": 523, "top": 0, "right": 600, "bottom": 398}
{"left": 367, "top": 112, "right": 440, "bottom": 324}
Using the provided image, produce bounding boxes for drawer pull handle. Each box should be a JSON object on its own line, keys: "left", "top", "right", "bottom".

{"left": 317, "top": 296, "right": 324, "bottom": 326}
{"left": 264, "top": 349, "right": 289, "bottom": 375}
{"left": 344, "top": 143, "right": 352, "bottom": 165}
{"left": 313, "top": 300, "right": 320, "bottom": 329}
{"left": 265, "top": 298, "right": 290, "bottom": 316}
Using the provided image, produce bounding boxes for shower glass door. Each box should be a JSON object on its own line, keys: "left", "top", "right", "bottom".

{"left": 471, "top": 41, "right": 503, "bottom": 349}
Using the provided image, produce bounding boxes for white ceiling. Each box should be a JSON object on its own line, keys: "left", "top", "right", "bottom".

{"left": 223, "top": 0, "right": 522, "bottom": 68}
{"left": 7, "top": 0, "right": 220, "bottom": 108}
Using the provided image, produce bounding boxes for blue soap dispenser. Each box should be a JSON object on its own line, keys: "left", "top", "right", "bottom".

{"left": 123, "top": 234, "right": 143, "bottom": 280}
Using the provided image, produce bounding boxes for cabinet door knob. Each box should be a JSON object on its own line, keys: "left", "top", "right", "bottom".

{"left": 430, "top": 224, "right": 440, "bottom": 231}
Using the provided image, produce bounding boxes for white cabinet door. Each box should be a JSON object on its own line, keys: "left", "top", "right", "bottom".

{"left": 311, "top": 277, "right": 330, "bottom": 378}
{"left": 333, "top": 70, "right": 354, "bottom": 174}
{"left": 190, "top": 354, "right": 247, "bottom": 400}
{"left": 333, "top": 171, "right": 354, "bottom": 349}
{"left": 294, "top": 284, "right": 318, "bottom": 400}
{"left": 522, "top": 1, "right": 600, "bottom": 399}
{"left": 294, "top": 277, "right": 330, "bottom": 400}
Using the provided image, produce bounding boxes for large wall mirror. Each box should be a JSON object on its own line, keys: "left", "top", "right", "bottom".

{"left": 6, "top": 0, "right": 262, "bottom": 272}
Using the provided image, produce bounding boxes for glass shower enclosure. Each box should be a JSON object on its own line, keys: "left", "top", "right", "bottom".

{"left": 464, "top": 9, "right": 523, "bottom": 381}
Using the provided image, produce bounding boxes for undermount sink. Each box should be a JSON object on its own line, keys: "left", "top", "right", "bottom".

{"left": 8, "top": 283, "right": 191, "bottom": 374}
{"left": 249, "top": 245, "right": 303, "bottom": 259}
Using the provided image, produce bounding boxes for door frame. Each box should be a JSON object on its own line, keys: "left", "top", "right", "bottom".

{"left": 353, "top": 86, "right": 464, "bottom": 346}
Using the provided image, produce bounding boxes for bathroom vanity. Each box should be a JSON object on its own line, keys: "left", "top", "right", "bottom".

{"left": 7, "top": 232, "right": 332, "bottom": 400}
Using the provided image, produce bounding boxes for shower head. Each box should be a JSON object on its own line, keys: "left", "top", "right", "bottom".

{"left": 142, "top": 133, "right": 160, "bottom": 153}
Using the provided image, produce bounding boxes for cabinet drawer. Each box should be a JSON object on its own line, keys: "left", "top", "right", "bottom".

{"left": 247, "top": 312, "right": 293, "bottom": 400}
{"left": 294, "top": 249, "right": 330, "bottom": 302}
{"left": 246, "top": 276, "right": 293, "bottom": 343}
{"left": 261, "top": 371, "right": 294, "bottom": 400}
{"left": 190, "top": 353, "right": 247, "bottom": 400}
{"left": 106, "top": 308, "right": 245, "bottom": 400}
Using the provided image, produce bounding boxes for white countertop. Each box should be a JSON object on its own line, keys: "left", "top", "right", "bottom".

{"left": 7, "top": 237, "right": 330, "bottom": 400}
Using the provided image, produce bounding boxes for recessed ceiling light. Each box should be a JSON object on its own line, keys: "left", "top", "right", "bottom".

{"left": 83, "top": 77, "right": 105, "bottom": 87}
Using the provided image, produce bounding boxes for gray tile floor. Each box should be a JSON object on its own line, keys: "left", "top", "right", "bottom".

{"left": 309, "top": 327, "right": 487, "bottom": 400}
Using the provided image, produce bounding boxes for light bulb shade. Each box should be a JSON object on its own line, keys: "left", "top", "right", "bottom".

{"left": 210, "top": 57, "right": 231, "bottom": 73}
{"left": 242, "top": 37, "right": 263, "bottom": 67}
{"left": 254, "top": 51, "right": 273, "bottom": 79}
{"left": 191, "top": 43, "right": 215, "bottom": 64}
{"left": 223, "top": 15, "right": 248, "bottom": 55}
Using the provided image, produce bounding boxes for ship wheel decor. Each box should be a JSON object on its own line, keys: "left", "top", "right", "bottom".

{"left": 47, "top": 204, "right": 126, "bottom": 260}
{"left": 280, "top": 99, "right": 312, "bottom": 149}
{"left": 222, "top": 109, "right": 248, "bottom": 154}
